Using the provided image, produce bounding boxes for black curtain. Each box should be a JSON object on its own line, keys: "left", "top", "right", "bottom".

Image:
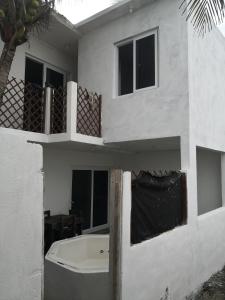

{"left": 131, "top": 171, "right": 187, "bottom": 245}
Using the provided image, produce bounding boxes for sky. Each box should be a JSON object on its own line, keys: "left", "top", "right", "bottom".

{"left": 56, "top": 0, "right": 225, "bottom": 36}
{"left": 56, "top": 0, "right": 122, "bottom": 24}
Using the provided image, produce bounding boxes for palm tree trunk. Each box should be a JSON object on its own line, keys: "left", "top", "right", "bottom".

{"left": 0, "top": 43, "right": 16, "bottom": 96}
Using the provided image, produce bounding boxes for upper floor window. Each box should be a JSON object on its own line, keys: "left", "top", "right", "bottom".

{"left": 117, "top": 30, "right": 158, "bottom": 96}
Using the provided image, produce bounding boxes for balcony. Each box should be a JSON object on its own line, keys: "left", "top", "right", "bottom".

{"left": 0, "top": 77, "right": 102, "bottom": 145}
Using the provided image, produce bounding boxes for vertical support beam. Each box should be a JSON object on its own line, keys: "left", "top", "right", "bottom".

{"left": 44, "top": 87, "right": 52, "bottom": 134}
{"left": 181, "top": 134, "right": 198, "bottom": 224}
{"left": 99, "top": 95, "right": 102, "bottom": 137}
{"left": 66, "top": 81, "right": 77, "bottom": 137}
{"left": 109, "top": 169, "right": 123, "bottom": 300}
{"left": 221, "top": 153, "right": 225, "bottom": 206}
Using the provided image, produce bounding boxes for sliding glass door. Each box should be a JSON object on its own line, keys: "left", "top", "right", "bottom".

{"left": 71, "top": 170, "right": 109, "bottom": 232}
{"left": 24, "top": 57, "right": 66, "bottom": 132}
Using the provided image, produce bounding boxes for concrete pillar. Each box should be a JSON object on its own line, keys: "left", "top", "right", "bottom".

{"left": 66, "top": 81, "right": 78, "bottom": 137}
{"left": 44, "top": 87, "right": 52, "bottom": 135}
{"left": 121, "top": 171, "right": 131, "bottom": 300}
{"left": 180, "top": 135, "right": 198, "bottom": 224}
{"left": 221, "top": 153, "right": 225, "bottom": 206}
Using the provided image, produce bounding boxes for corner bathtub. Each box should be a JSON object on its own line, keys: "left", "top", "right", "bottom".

{"left": 44, "top": 234, "right": 110, "bottom": 300}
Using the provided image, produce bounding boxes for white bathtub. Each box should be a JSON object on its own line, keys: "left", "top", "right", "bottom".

{"left": 44, "top": 235, "right": 110, "bottom": 300}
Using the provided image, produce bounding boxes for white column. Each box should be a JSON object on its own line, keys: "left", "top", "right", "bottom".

{"left": 44, "top": 87, "right": 52, "bottom": 135}
{"left": 66, "top": 81, "right": 77, "bottom": 137}
{"left": 181, "top": 134, "right": 198, "bottom": 224}
{"left": 221, "top": 153, "right": 225, "bottom": 206}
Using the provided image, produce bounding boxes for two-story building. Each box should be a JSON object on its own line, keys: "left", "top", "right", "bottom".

{"left": 1, "top": 0, "right": 225, "bottom": 299}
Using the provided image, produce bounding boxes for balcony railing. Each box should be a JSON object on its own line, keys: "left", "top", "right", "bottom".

{"left": 0, "top": 77, "right": 102, "bottom": 138}
{"left": 77, "top": 86, "right": 101, "bottom": 137}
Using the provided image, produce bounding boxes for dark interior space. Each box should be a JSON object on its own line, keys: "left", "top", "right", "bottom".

{"left": 44, "top": 169, "right": 109, "bottom": 254}
{"left": 71, "top": 170, "right": 109, "bottom": 230}
{"left": 23, "top": 57, "right": 44, "bottom": 132}
{"left": 93, "top": 171, "right": 109, "bottom": 227}
{"left": 46, "top": 68, "right": 64, "bottom": 89}
{"left": 46, "top": 67, "right": 65, "bottom": 134}
{"left": 118, "top": 41, "right": 133, "bottom": 95}
{"left": 71, "top": 170, "right": 92, "bottom": 230}
{"left": 25, "top": 57, "right": 44, "bottom": 87}
{"left": 136, "top": 34, "right": 155, "bottom": 89}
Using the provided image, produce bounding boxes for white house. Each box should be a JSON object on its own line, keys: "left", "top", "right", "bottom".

{"left": 1, "top": 0, "right": 225, "bottom": 299}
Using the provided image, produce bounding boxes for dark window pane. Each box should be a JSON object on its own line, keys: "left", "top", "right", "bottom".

{"left": 136, "top": 34, "right": 155, "bottom": 89}
{"left": 25, "top": 57, "right": 43, "bottom": 87}
{"left": 71, "top": 170, "right": 92, "bottom": 230}
{"left": 24, "top": 58, "right": 44, "bottom": 132}
{"left": 93, "top": 171, "right": 108, "bottom": 227}
{"left": 118, "top": 42, "right": 133, "bottom": 95}
{"left": 46, "top": 68, "right": 64, "bottom": 89}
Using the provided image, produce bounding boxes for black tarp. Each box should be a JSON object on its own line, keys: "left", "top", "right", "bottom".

{"left": 131, "top": 171, "right": 187, "bottom": 245}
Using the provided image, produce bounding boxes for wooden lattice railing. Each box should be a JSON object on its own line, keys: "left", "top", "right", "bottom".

{"left": 77, "top": 86, "right": 102, "bottom": 137}
{"left": 0, "top": 78, "right": 102, "bottom": 138}
{"left": 50, "top": 86, "right": 67, "bottom": 134}
{"left": 0, "top": 77, "right": 45, "bottom": 133}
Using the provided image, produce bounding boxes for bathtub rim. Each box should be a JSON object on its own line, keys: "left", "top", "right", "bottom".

{"left": 45, "top": 234, "right": 109, "bottom": 274}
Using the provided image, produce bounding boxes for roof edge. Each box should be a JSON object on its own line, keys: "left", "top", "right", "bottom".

{"left": 75, "top": 0, "right": 132, "bottom": 28}
{"left": 52, "top": 10, "right": 82, "bottom": 37}
{"left": 75, "top": 0, "right": 155, "bottom": 34}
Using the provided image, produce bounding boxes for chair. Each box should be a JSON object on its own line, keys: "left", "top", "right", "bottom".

{"left": 59, "top": 215, "right": 76, "bottom": 239}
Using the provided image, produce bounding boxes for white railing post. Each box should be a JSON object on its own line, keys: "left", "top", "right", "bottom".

{"left": 66, "top": 81, "right": 77, "bottom": 137}
{"left": 44, "top": 87, "right": 52, "bottom": 134}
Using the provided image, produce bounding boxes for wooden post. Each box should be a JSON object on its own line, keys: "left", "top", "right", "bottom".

{"left": 109, "top": 169, "right": 123, "bottom": 300}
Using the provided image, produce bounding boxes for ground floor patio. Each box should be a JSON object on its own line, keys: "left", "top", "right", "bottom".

{"left": 1, "top": 131, "right": 225, "bottom": 300}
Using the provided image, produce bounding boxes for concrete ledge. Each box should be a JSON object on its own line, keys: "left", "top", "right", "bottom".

{"left": 0, "top": 127, "right": 104, "bottom": 147}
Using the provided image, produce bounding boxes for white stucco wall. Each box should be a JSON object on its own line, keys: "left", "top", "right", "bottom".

{"left": 188, "top": 26, "right": 225, "bottom": 151}
{"left": 43, "top": 147, "right": 180, "bottom": 215}
{"left": 78, "top": 0, "right": 189, "bottom": 143}
{"left": 125, "top": 150, "right": 181, "bottom": 171}
{"left": 0, "top": 35, "right": 76, "bottom": 83}
{"left": 197, "top": 148, "right": 222, "bottom": 215}
{"left": 121, "top": 172, "right": 225, "bottom": 300}
{"left": 0, "top": 131, "right": 43, "bottom": 300}
{"left": 118, "top": 141, "right": 225, "bottom": 300}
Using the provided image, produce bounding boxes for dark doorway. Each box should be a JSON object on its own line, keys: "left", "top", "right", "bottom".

{"left": 71, "top": 170, "right": 109, "bottom": 232}
{"left": 47, "top": 68, "right": 65, "bottom": 134}
{"left": 23, "top": 57, "right": 44, "bottom": 132}
{"left": 71, "top": 170, "right": 92, "bottom": 230}
{"left": 93, "top": 171, "right": 108, "bottom": 227}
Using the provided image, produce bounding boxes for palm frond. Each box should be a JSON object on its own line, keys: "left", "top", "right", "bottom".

{"left": 26, "top": 0, "right": 54, "bottom": 35}
{"left": 0, "top": 0, "right": 56, "bottom": 45}
{"left": 180, "top": 0, "right": 225, "bottom": 35}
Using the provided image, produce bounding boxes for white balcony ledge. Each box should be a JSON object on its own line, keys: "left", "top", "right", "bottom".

{"left": 0, "top": 127, "right": 104, "bottom": 148}
{"left": 0, "top": 78, "right": 103, "bottom": 147}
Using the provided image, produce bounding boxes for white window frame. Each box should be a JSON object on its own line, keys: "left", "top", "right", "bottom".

{"left": 115, "top": 29, "right": 158, "bottom": 97}
{"left": 25, "top": 54, "right": 67, "bottom": 88}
